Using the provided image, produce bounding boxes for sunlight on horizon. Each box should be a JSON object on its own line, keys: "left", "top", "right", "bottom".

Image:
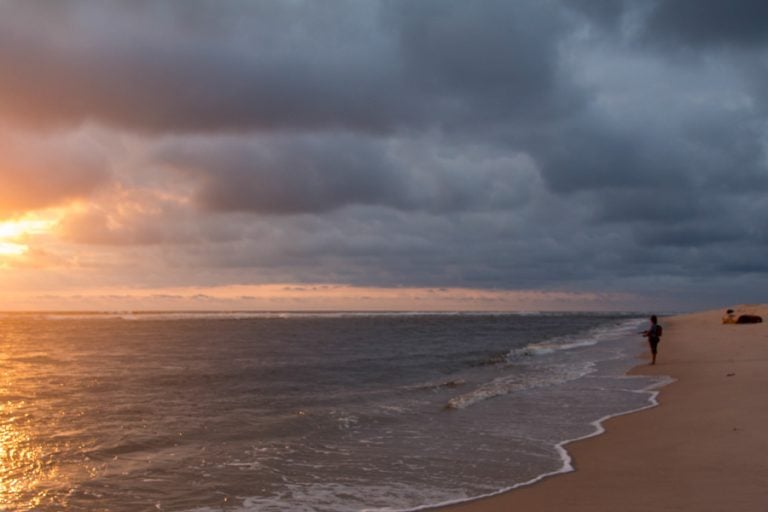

{"left": 0, "top": 216, "right": 59, "bottom": 257}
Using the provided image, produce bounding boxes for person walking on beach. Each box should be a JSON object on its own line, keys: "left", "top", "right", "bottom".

{"left": 643, "top": 315, "right": 662, "bottom": 365}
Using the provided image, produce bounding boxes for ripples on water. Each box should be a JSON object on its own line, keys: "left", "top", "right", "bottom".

{"left": 0, "top": 312, "right": 662, "bottom": 511}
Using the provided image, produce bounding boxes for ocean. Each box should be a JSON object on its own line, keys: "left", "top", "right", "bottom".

{"left": 0, "top": 312, "right": 668, "bottom": 511}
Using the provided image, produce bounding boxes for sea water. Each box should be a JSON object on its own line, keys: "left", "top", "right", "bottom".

{"left": 0, "top": 312, "right": 667, "bottom": 511}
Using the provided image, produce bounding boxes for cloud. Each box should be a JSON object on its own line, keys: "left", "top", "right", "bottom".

{"left": 0, "top": 129, "right": 110, "bottom": 217}
{"left": 564, "top": 0, "right": 633, "bottom": 28}
{"left": 1, "top": 0, "right": 767, "bottom": 311}
{"left": 155, "top": 135, "right": 409, "bottom": 214}
{"left": 152, "top": 133, "right": 539, "bottom": 215}
{"left": 643, "top": 0, "right": 768, "bottom": 48}
{"left": 0, "top": 0, "right": 576, "bottom": 135}
{"left": 0, "top": 1, "right": 407, "bottom": 133}
{"left": 384, "top": 0, "right": 577, "bottom": 123}
{"left": 58, "top": 187, "right": 192, "bottom": 246}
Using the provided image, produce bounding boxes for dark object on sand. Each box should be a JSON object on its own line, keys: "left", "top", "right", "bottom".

{"left": 736, "top": 314, "right": 763, "bottom": 324}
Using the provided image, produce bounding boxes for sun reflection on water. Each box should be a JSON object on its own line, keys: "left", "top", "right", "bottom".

{"left": 0, "top": 399, "right": 55, "bottom": 509}
{"left": 0, "top": 322, "right": 71, "bottom": 511}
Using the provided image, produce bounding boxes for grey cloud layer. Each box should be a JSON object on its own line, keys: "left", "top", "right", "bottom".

{"left": 154, "top": 134, "right": 537, "bottom": 214}
{"left": 1, "top": 0, "right": 766, "bottom": 309}
{"left": 645, "top": 0, "right": 768, "bottom": 47}
{"left": 0, "top": 0, "right": 570, "bottom": 133}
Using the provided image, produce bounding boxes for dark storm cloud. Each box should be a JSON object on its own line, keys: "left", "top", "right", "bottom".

{"left": 536, "top": 118, "right": 687, "bottom": 194}
{"left": 384, "top": 0, "right": 576, "bottom": 123}
{"left": 644, "top": 0, "right": 768, "bottom": 48}
{"left": 154, "top": 134, "right": 539, "bottom": 214}
{"left": 156, "top": 136, "right": 409, "bottom": 214}
{"left": 0, "top": 0, "right": 571, "bottom": 134}
{"left": 566, "top": 0, "right": 768, "bottom": 49}
{"left": 0, "top": 1, "right": 409, "bottom": 133}
{"left": 534, "top": 103, "right": 768, "bottom": 226}
{"left": 562, "top": 0, "right": 634, "bottom": 30}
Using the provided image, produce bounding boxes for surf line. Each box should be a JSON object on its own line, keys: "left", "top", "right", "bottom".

{"left": 396, "top": 374, "right": 676, "bottom": 512}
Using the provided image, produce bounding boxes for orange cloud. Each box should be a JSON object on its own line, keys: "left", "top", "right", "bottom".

{"left": 0, "top": 284, "right": 635, "bottom": 312}
{"left": 0, "top": 129, "right": 110, "bottom": 216}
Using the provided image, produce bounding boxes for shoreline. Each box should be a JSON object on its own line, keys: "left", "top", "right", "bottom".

{"left": 419, "top": 374, "right": 673, "bottom": 512}
{"left": 430, "top": 305, "right": 768, "bottom": 512}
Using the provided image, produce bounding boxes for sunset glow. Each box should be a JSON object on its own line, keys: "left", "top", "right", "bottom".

{"left": 0, "top": 216, "right": 57, "bottom": 257}
{"left": 0, "top": 242, "right": 26, "bottom": 257}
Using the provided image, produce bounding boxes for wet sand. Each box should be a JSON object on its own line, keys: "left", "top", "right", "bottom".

{"left": 435, "top": 305, "right": 768, "bottom": 512}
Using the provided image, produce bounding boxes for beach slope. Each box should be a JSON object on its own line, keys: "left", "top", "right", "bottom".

{"left": 436, "top": 306, "right": 768, "bottom": 512}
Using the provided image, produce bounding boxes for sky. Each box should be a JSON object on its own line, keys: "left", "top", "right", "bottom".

{"left": 0, "top": 0, "right": 766, "bottom": 312}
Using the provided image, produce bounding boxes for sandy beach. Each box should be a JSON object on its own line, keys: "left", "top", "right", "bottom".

{"left": 435, "top": 305, "right": 768, "bottom": 512}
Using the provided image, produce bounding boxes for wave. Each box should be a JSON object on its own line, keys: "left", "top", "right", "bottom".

{"left": 509, "top": 318, "right": 645, "bottom": 359}
{"left": 445, "top": 361, "right": 596, "bottom": 410}
{"left": 407, "top": 378, "right": 468, "bottom": 393}
{"left": 423, "top": 374, "right": 675, "bottom": 512}
{"left": 186, "top": 481, "right": 467, "bottom": 512}
{"left": 511, "top": 338, "right": 599, "bottom": 357}
{"left": 446, "top": 319, "right": 646, "bottom": 410}
{"left": 6, "top": 355, "right": 65, "bottom": 365}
